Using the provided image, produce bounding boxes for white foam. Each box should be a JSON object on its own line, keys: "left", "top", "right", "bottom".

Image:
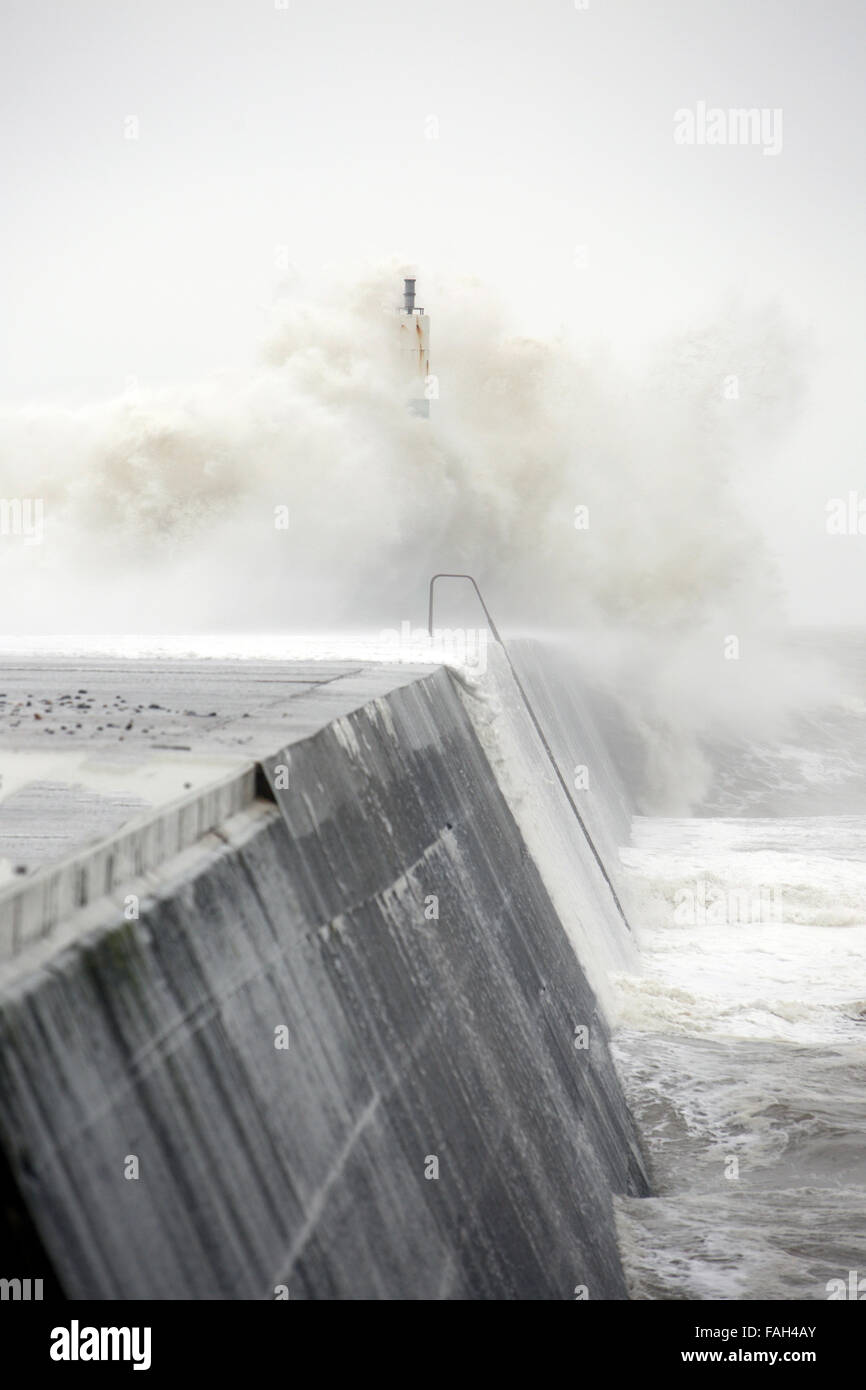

{"left": 615, "top": 810, "right": 866, "bottom": 1299}
{"left": 454, "top": 645, "right": 637, "bottom": 1016}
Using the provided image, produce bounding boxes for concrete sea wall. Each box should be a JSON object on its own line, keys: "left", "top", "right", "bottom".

{"left": 0, "top": 652, "right": 649, "bottom": 1299}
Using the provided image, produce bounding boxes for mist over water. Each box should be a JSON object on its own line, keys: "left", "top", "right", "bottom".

{"left": 1, "top": 265, "right": 864, "bottom": 1304}
{"left": 4, "top": 265, "right": 852, "bottom": 818}
{"left": 2, "top": 267, "right": 805, "bottom": 631}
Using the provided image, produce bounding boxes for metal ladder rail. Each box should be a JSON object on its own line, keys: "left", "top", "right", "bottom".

{"left": 427, "top": 572, "right": 632, "bottom": 934}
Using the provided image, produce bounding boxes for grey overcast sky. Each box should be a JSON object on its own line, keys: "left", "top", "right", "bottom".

{"left": 2, "top": 0, "right": 865, "bottom": 620}
{"left": 3, "top": 0, "right": 864, "bottom": 391}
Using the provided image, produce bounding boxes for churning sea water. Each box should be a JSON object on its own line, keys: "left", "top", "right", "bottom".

{"left": 613, "top": 631, "right": 866, "bottom": 1300}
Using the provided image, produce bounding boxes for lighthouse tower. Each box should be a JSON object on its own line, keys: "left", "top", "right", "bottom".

{"left": 397, "top": 278, "right": 431, "bottom": 418}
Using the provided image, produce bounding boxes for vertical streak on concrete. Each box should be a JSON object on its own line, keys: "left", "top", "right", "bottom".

{"left": 0, "top": 665, "right": 649, "bottom": 1299}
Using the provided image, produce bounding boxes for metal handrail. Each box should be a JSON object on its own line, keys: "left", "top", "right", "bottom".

{"left": 428, "top": 573, "right": 504, "bottom": 644}
{"left": 427, "top": 572, "right": 631, "bottom": 934}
